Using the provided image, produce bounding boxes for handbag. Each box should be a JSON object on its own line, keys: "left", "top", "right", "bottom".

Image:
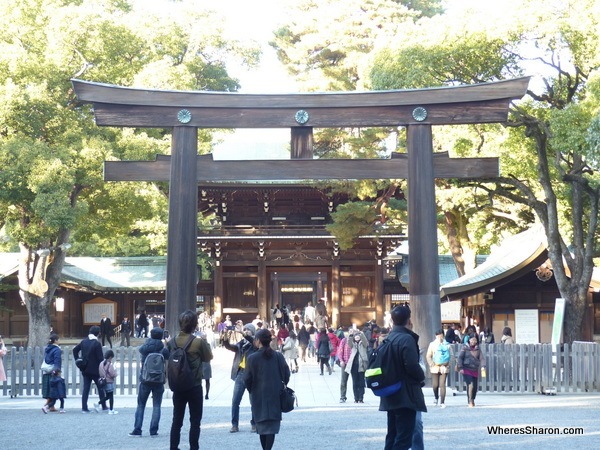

{"left": 41, "top": 360, "right": 54, "bottom": 374}
{"left": 97, "top": 376, "right": 107, "bottom": 388}
{"left": 278, "top": 355, "right": 296, "bottom": 413}
{"left": 75, "top": 357, "right": 88, "bottom": 371}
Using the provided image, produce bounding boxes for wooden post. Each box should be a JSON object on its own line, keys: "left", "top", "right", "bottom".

{"left": 407, "top": 124, "right": 441, "bottom": 346}
{"left": 165, "top": 127, "right": 199, "bottom": 335}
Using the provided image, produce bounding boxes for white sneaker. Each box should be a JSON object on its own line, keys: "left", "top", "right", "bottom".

{"left": 440, "top": 403, "right": 446, "bottom": 409}
{"left": 108, "top": 410, "right": 119, "bottom": 415}
{"left": 433, "top": 399, "right": 438, "bottom": 406}
{"left": 93, "top": 402, "right": 100, "bottom": 413}
{"left": 42, "top": 405, "right": 49, "bottom": 414}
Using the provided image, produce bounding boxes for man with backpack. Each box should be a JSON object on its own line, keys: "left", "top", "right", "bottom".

{"left": 129, "top": 327, "right": 169, "bottom": 437}
{"left": 379, "top": 305, "right": 426, "bottom": 450}
{"left": 167, "top": 310, "right": 213, "bottom": 450}
{"left": 426, "top": 329, "right": 452, "bottom": 408}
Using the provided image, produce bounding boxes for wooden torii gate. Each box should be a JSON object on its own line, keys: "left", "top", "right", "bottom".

{"left": 72, "top": 77, "right": 529, "bottom": 341}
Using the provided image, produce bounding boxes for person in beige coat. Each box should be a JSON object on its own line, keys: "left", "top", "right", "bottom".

{"left": 426, "top": 329, "right": 453, "bottom": 408}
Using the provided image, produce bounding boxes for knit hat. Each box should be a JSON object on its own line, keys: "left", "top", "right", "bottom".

{"left": 243, "top": 323, "right": 256, "bottom": 336}
{"left": 150, "top": 327, "right": 164, "bottom": 339}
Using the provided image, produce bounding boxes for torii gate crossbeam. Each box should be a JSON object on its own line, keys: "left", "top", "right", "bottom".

{"left": 72, "top": 77, "right": 529, "bottom": 341}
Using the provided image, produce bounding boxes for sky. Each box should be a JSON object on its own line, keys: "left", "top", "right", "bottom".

{"left": 199, "top": 0, "right": 298, "bottom": 158}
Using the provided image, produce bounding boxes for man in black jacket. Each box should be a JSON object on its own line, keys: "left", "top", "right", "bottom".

{"left": 119, "top": 316, "right": 132, "bottom": 347}
{"left": 379, "top": 306, "right": 426, "bottom": 450}
{"left": 99, "top": 313, "right": 113, "bottom": 348}
{"left": 129, "top": 327, "right": 169, "bottom": 437}
{"left": 224, "top": 323, "right": 257, "bottom": 433}
{"left": 73, "top": 325, "right": 107, "bottom": 413}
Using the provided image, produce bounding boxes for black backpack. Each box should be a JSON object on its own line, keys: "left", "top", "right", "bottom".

{"left": 167, "top": 335, "right": 195, "bottom": 392}
{"left": 365, "top": 338, "right": 402, "bottom": 397}
{"left": 140, "top": 352, "right": 166, "bottom": 384}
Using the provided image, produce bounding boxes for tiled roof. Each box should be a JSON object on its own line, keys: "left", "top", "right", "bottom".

{"left": 61, "top": 256, "right": 167, "bottom": 292}
{"left": 440, "top": 225, "right": 547, "bottom": 299}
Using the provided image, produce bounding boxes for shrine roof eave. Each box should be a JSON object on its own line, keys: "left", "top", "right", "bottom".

{"left": 71, "top": 77, "right": 530, "bottom": 109}
{"left": 439, "top": 226, "right": 548, "bottom": 300}
{"left": 197, "top": 234, "right": 406, "bottom": 241}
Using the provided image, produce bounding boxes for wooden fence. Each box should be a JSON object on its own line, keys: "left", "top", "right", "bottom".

{"left": 445, "top": 343, "right": 600, "bottom": 394}
{"left": 1, "top": 343, "right": 599, "bottom": 397}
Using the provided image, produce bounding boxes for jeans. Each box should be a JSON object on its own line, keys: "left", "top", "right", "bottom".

{"left": 231, "top": 370, "right": 254, "bottom": 427}
{"left": 134, "top": 382, "right": 164, "bottom": 435}
{"left": 339, "top": 367, "right": 349, "bottom": 400}
{"left": 170, "top": 384, "right": 203, "bottom": 450}
{"left": 120, "top": 333, "right": 130, "bottom": 347}
{"left": 384, "top": 407, "right": 416, "bottom": 450}
{"left": 81, "top": 374, "right": 106, "bottom": 411}
{"left": 101, "top": 334, "right": 112, "bottom": 348}
{"left": 412, "top": 411, "right": 424, "bottom": 450}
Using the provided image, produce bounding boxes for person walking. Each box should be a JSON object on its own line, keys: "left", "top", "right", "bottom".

{"left": 337, "top": 331, "right": 352, "bottom": 403}
{"left": 315, "top": 328, "right": 332, "bottom": 375}
{"left": 281, "top": 330, "right": 299, "bottom": 373}
{"left": 99, "top": 349, "right": 118, "bottom": 414}
{"left": 426, "top": 329, "right": 452, "bottom": 408}
{"left": 346, "top": 329, "right": 368, "bottom": 403}
{"left": 244, "top": 328, "right": 290, "bottom": 450}
{"left": 138, "top": 310, "right": 149, "bottom": 338}
{"left": 73, "top": 326, "right": 107, "bottom": 413}
{"left": 43, "top": 369, "right": 66, "bottom": 414}
{"left": 99, "top": 313, "right": 113, "bottom": 348}
{"left": 129, "top": 327, "right": 169, "bottom": 437}
{"left": 224, "top": 323, "right": 257, "bottom": 433}
{"left": 119, "top": 316, "right": 132, "bottom": 347}
{"left": 0, "top": 336, "right": 6, "bottom": 383}
{"left": 379, "top": 305, "right": 427, "bottom": 450}
{"left": 167, "top": 310, "right": 213, "bottom": 450}
{"left": 327, "top": 327, "right": 340, "bottom": 371}
{"left": 457, "top": 335, "right": 486, "bottom": 407}
{"left": 297, "top": 325, "right": 309, "bottom": 363}
{"left": 42, "top": 333, "right": 62, "bottom": 412}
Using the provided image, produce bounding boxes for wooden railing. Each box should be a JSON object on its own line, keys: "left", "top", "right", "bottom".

{"left": 445, "top": 342, "right": 600, "bottom": 394}
{"left": 1, "top": 343, "right": 598, "bottom": 397}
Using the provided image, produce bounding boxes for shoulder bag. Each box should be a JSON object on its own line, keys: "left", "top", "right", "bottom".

{"left": 278, "top": 355, "right": 296, "bottom": 413}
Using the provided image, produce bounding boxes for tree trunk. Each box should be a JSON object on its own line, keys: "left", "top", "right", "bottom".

{"left": 563, "top": 287, "right": 587, "bottom": 343}
{"left": 18, "top": 238, "right": 68, "bottom": 349}
{"left": 24, "top": 292, "right": 52, "bottom": 349}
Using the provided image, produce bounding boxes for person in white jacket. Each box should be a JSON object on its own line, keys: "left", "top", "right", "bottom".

{"left": 425, "top": 329, "right": 453, "bottom": 408}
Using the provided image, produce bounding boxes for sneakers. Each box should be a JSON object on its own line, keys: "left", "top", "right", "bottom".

{"left": 93, "top": 402, "right": 100, "bottom": 413}
{"left": 440, "top": 403, "right": 446, "bottom": 409}
{"left": 339, "top": 397, "right": 346, "bottom": 403}
{"left": 468, "top": 402, "right": 475, "bottom": 408}
{"left": 128, "top": 431, "right": 142, "bottom": 437}
{"left": 42, "top": 405, "right": 49, "bottom": 414}
{"left": 59, "top": 409, "right": 66, "bottom": 414}
{"left": 328, "top": 367, "right": 332, "bottom": 375}
{"left": 81, "top": 410, "right": 91, "bottom": 414}
{"left": 108, "top": 410, "right": 119, "bottom": 415}
{"left": 229, "top": 426, "right": 239, "bottom": 433}
{"left": 433, "top": 399, "right": 438, "bottom": 406}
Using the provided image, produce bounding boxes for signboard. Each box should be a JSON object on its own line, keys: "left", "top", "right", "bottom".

{"left": 441, "top": 300, "right": 462, "bottom": 322}
{"left": 515, "top": 309, "right": 539, "bottom": 344}
{"left": 551, "top": 298, "right": 566, "bottom": 346}
{"left": 82, "top": 297, "right": 116, "bottom": 325}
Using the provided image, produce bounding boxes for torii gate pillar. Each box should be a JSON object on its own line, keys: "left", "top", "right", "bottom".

{"left": 165, "top": 127, "right": 199, "bottom": 332}
{"left": 407, "top": 124, "right": 440, "bottom": 342}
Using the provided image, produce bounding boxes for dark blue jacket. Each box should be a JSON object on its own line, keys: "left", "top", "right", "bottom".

{"left": 139, "top": 337, "right": 169, "bottom": 371}
{"left": 44, "top": 344, "right": 62, "bottom": 371}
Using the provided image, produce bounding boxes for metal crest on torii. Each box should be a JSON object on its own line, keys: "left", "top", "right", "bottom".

{"left": 72, "top": 77, "right": 529, "bottom": 340}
